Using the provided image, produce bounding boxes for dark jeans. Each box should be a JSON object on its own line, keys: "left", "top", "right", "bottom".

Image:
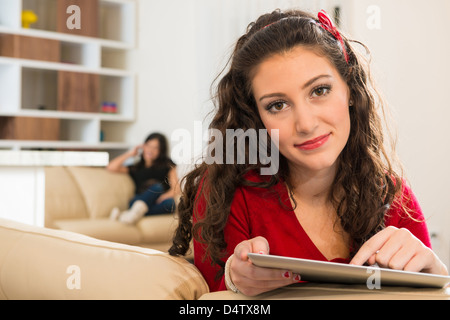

{"left": 129, "top": 183, "right": 175, "bottom": 216}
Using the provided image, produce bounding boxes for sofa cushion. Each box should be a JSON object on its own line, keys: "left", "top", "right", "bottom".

{"left": 44, "top": 167, "right": 89, "bottom": 226}
{"left": 137, "top": 214, "right": 178, "bottom": 244}
{"left": 53, "top": 218, "right": 143, "bottom": 245}
{"left": 67, "top": 167, "right": 135, "bottom": 219}
{"left": 0, "top": 218, "right": 209, "bottom": 300}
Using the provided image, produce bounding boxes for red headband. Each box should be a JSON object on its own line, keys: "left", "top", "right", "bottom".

{"left": 262, "top": 10, "right": 349, "bottom": 64}
{"left": 317, "top": 10, "right": 349, "bottom": 63}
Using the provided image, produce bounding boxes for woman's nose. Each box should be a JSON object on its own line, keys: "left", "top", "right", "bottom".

{"left": 293, "top": 102, "right": 318, "bottom": 135}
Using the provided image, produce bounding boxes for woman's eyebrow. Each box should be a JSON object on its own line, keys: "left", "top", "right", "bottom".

{"left": 258, "top": 74, "right": 332, "bottom": 102}
{"left": 301, "top": 74, "right": 332, "bottom": 89}
{"left": 258, "top": 92, "right": 288, "bottom": 102}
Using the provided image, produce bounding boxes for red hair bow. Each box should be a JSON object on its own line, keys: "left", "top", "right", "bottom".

{"left": 318, "top": 10, "right": 349, "bottom": 63}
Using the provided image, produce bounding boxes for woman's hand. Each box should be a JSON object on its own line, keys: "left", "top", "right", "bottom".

{"left": 156, "top": 168, "right": 178, "bottom": 204}
{"left": 350, "top": 226, "right": 448, "bottom": 276}
{"left": 107, "top": 144, "right": 143, "bottom": 173}
{"left": 229, "top": 236, "right": 301, "bottom": 296}
{"left": 129, "top": 144, "right": 144, "bottom": 157}
{"left": 156, "top": 192, "right": 172, "bottom": 204}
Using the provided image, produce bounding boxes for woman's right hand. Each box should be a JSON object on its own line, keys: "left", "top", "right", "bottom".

{"left": 129, "top": 144, "right": 144, "bottom": 157}
{"left": 229, "top": 236, "right": 301, "bottom": 296}
{"left": 107, "top": 144, "right": 143, "bottom": 173}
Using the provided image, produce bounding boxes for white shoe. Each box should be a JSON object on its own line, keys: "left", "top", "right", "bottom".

{"left": 118, "top": 200, "right": 148, "bottom": 225}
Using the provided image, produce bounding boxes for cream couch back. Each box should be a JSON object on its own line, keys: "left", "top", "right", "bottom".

{"left": 0, "top": 218, "right": 209, "bottom": 299}
{"left": 45, "top": 167, "right": 135, "bottom": 227}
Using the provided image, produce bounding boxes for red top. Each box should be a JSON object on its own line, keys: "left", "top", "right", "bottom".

{"left": 194, "top": 171, "right": 432, "bottom": 292}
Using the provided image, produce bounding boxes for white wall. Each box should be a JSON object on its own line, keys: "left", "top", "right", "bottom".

{"left": 130, "top": 0, "right": 450, "bottom": 267}
{"left": 347, "top": 0, "right": 450, "bottom": 269}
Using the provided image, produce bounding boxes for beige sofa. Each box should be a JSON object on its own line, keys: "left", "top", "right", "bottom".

{"left": 44, "top": 166, "right": 177, "bottom": 252}
{"left": 0, "top": 218, "right": 206, "bottom": 300}
{"left": 1, "top": 218, "right": 449, "bottom": 300}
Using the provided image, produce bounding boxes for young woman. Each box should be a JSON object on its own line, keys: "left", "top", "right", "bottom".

{"left": 169, "top": 9, "right": 448, "bottom": 296}
{"left": 107, "top": 132, "right": 178, "bottom": 224}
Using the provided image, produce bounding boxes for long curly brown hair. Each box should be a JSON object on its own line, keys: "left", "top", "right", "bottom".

{"left": 169, "top": 9, "right": 403, "bottom": 277}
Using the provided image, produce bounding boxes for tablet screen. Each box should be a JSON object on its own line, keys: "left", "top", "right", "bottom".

{"left": 248, "top": 253, "right": 450, "bottom": 288}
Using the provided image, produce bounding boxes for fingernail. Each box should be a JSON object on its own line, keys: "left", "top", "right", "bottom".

{"left": 258, "top": 251, "right": 264, "bottom": 254}
{"left": 282, "top": 271, "right": 291, "bottom": 278}
{"left": 293, "top": 274, "right": 301, "bottom": 282}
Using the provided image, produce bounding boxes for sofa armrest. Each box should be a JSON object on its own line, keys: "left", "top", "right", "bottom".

{"left": 0, "top": 218, "right": 209, "bottom": 300}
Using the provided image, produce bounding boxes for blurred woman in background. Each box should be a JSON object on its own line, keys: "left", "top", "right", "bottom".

{"left": 107, "top": 132, "right": 179, "bottom": 224}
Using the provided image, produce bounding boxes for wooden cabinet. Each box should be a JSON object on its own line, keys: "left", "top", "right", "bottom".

{"left": 0, "top": 116, "right": 60, "bottom": 140}
{"left": 56, "top": 0, "right": 99, "bottom": 38}
{"left": 0, "top": 34, "right": 60, "bottom": 62}
{"left": 58, "top": 71, "right": 100, "bottom": 113}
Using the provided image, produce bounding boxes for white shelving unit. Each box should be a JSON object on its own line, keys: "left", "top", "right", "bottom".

{"left": 0, "top": 0, "right": 136, "bottom": 153}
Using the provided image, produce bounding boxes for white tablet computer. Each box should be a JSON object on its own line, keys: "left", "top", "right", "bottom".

{"left": 248, "top": 253, "right": 450, "bottom": 288}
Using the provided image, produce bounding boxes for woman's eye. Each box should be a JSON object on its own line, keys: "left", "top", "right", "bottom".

{"left": 267, "top": 101, "right": 288, "bottom": 113}
{"left": 311, "top": 86, "right": 331, "bottom": 98}
{"left": 272, "top": 102, "right": 285, "bottom": 110}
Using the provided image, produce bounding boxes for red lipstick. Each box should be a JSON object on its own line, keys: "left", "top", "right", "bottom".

{"left": 295, "top": 133, "right": 331, "bottom": 151}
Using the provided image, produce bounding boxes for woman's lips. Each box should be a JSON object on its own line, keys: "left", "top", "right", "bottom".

{"left": 295, "top": 133, "right": 331, "bottom": 151}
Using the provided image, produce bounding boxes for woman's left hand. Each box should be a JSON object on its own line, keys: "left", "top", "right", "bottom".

{"left": 156, "top": 192, "right": 172, "bottom": 204}
{"left": 350, "top": 226, "right": 448, "bottom": 276}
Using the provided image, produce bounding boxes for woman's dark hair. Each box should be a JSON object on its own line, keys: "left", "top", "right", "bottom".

{"left": 169, "top": 9, "right": 404, "bottom": 277}
{"left": 136, "top": 132, "right": 173, "bottom": 168}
